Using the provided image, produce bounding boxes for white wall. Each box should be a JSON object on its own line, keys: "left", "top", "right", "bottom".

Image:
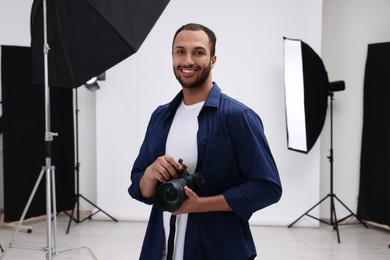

{"left": 320, "top": 0, "right": 390, "bottom": 219}
{"left": 96, "top": 0, "right": 324, "bottom": 226}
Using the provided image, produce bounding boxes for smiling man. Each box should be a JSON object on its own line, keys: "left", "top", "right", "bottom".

{"left": 128, "top": 23, "right": 282, "bottom": 260}
{"left": 172, "top": 27, "right": 215, "bottom": 93}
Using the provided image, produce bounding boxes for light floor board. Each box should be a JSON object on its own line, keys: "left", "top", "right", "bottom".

{"left": 0, "top": 214, "right": 389, "bottom": 259}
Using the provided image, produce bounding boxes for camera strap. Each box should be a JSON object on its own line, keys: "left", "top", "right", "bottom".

{"left": 166, "top": 214, "right": 177, "bottom": 260}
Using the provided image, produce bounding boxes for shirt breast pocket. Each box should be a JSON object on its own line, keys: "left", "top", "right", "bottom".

{"left": 201, "top": 135, "right": 240, "bottom": 194}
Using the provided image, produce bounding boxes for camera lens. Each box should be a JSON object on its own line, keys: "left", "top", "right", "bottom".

{"left": 162, "top": 185, "right": 180, "bottom": 203}
{"left": 155, "top": 179, "right": 187, "bottom": 212}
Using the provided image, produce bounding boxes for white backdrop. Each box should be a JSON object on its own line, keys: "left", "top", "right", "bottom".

{"left": 2, "top": 0, "right": 389, "bottom": 227}
{"left": 95, "top": 0, "right": 324, "bottom": 226}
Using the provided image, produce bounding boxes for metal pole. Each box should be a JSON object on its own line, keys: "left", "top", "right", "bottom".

{"left": 0, "top": 0, "right": 97, "bottom": 258}
{"left": 329, "top": 92, "right": 334, "bottom": 225}
{"left": 43, "top": 1, "right": 55, "bottom": 259}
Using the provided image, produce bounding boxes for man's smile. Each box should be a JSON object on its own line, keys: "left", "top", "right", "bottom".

{"left": 179, "top": 67, "right": 198, "bottom": 77}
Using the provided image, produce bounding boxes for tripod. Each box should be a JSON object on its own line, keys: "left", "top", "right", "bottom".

{"left": 64, "top": 88, "right": 117, "bottom": 234}
{"left": 288, "top": 91, "right": 368, "bottom": 243}
{"left": 0, "top": 1, "right": 96, "bottom": 259}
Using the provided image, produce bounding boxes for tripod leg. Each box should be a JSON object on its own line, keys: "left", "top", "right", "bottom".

{"left": 50, "top": 167, "right": 58, "bottom": 255}
{"left": 10, "top": 168, "right": 46, "bottom": 244}
{"left": 66, "top": 197, "right": 77, "bottom": 234}
{"left": 288, "top": 194, "right": 330, "bottom": 228}
{"left": 46, "top": 167, "right": 53, "bottom": 260}
{"left": 0, "top": 166, "right": 98, "bottom": 260}
{"left": 79, "top": 195, "right": 118, "bottom": 222}
{"left": 334, "top": 195, "right": 368, "bottom": 228}
{"left": 65, "top": 194, "right": 118, "bottom": 234}
{"left": 330, "top": 195, "right": 341, "bottom": 243}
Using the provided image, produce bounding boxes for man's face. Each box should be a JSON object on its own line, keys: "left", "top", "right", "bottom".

{"left": 172, "top": 30, "right": 216, "bottom": 89}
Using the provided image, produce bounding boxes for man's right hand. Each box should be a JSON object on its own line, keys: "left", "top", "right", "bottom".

{"left": 140, "top": 155, "right": 182, "bottom": 198}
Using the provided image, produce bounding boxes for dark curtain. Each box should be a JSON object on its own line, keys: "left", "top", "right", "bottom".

{"left": 1, "top": 45, "right": 75, "bottom": 222}
{"left": 357, "top": 42, "right": 390, "bottom": 226}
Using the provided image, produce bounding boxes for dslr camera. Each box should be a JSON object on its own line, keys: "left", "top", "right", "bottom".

{"left": 154, "top": 158, "right": 204, "bottom": 212}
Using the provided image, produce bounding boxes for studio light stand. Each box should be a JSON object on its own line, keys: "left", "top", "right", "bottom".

{"left": 288, "top": 83, "right": 368, "bottom": 243}
{"left": 63, "top": 88, "right": 117, "bottom": 234}
{"left": 0, "top": 1, "right": 96, "bottom": 259}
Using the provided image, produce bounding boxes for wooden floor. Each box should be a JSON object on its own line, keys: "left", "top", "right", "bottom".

{"left": 0, "top": 213, "right": 389, "bottom": 259}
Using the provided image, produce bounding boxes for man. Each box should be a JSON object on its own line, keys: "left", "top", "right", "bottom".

{"left": 128, "top": 23, "right": 282, "bottom": 260}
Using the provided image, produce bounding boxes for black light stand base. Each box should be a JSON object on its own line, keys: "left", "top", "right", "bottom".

{"left": 288, "top": 193, "right": 368, "bottom": 243}
{"left": 62, "top": 87, "right": 118, "bottom": 234}
{"left": 64, "top": 194, "right": 118, "bottom": 234}
{"left": 288, "top": 91, "right": 368, "bottom": 243}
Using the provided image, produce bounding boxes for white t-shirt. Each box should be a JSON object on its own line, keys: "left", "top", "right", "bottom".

{"left": 163, "top": 100, "right": 204, "bottom": 259}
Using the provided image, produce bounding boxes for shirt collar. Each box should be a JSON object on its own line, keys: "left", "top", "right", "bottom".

{"left": 168, "top": 82, "right": 221, "bottom": 113}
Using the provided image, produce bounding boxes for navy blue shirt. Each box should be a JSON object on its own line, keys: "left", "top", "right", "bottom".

{"left": 129, "top": 83, "right": 282, "bottom": 259}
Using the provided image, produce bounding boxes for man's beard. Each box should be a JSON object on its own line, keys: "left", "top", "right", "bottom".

{"left": 174, "top": 64, "right": 211, "bottom": 89}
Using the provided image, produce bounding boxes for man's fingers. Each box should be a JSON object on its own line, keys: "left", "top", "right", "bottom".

{"left": 163, "top": 155, "right": 182, "bottom": 171}
{"left": 154, "top": 155, "right": 181, "bottom": 181}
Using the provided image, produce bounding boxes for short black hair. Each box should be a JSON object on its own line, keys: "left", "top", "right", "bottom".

{"left": 172, "top": 23, "right": 217, "bottom": 57}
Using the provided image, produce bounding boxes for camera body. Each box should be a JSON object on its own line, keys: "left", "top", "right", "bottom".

{"left": 154, "top": 158, "right": 204, "bottom": 212}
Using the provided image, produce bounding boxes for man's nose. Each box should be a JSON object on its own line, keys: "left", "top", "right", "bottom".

{"left": 183, "top": 54, "right": 195, "bottom": 66}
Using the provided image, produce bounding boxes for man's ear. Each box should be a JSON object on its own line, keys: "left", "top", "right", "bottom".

{"left": 210, "top": 55, "right": 217, "bottom": 69}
